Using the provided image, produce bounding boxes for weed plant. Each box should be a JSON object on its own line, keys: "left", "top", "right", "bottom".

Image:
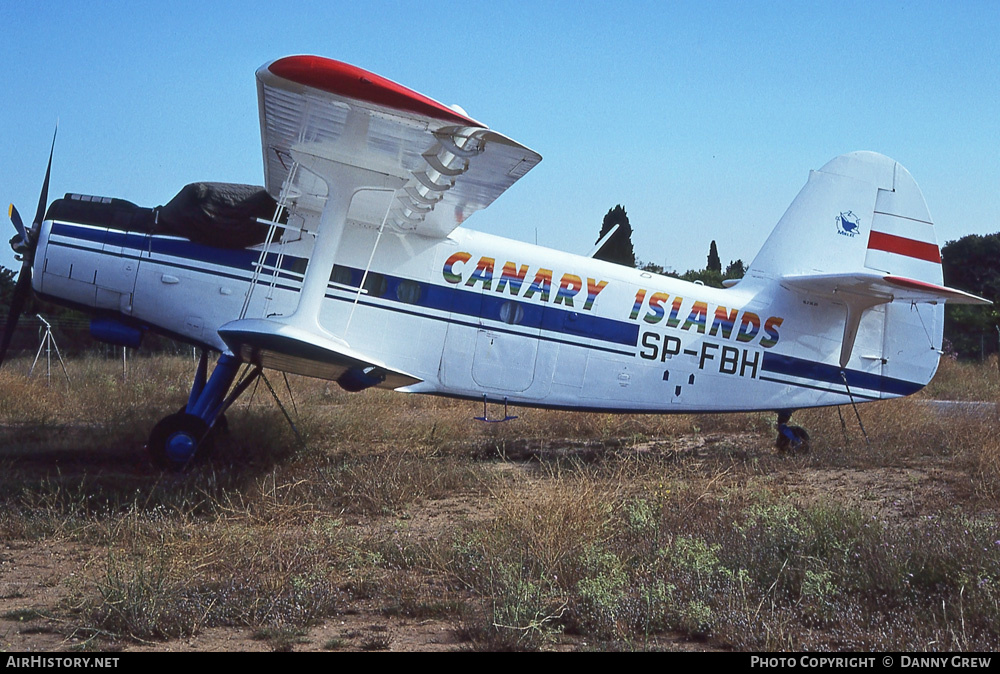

{"left": 0, "top": 354, "right": 998, "bottom": 650}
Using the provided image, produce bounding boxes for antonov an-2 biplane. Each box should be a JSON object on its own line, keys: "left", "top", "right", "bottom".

{"left": 2, "top": 55, "right": 989, "bottom": 467}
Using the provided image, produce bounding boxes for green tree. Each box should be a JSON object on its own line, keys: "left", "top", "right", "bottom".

{"left": 707, "top": 240, "right": 721, "bottom": 273}
{"left": 0, "top": 265, "right": 26, "bottom": 317}
{"left": 0, "top": 265, "right": 15, "bottom": 299}
{"left": 724, "top": 258, "right": 746, "bottom": 280}
{"left": 680, "top": 268, "right": 724, "bottom": 288}
{"left": 594, "top": 205, "right": 636, "bottom": 268}
{"left": 941, "top": 234, "right": 1000, "bottom": 359}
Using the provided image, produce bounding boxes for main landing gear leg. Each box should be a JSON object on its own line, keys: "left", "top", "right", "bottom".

{"left": 146, "top": 351, "right": 260, "bottom": 469}
{"left": 775, "top": 409, "right": 810, "bottom": 454}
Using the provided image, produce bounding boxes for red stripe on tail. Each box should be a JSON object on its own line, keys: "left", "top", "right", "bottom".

{"left": 867, "top": 231, "right": 941, "bottom": 263}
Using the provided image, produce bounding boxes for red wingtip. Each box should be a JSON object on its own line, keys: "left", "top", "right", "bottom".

{"left": 268, "top": 55, "right": 484, "bottom": 128}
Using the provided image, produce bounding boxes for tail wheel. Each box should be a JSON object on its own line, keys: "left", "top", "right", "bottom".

{"left": 776, "top": 424, "right": 810, "bottom": 453}
{"left": 147, "top": 412, "right": 214, "bottom": 469}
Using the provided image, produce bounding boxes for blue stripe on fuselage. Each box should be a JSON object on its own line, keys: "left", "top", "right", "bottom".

{"left": 52, "top": 223, "right": 261, "bottom": 269}
{"left": 761, "top": 352, "right": 923, "bottom": 397}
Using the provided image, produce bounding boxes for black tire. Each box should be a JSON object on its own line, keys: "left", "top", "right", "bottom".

{"left": 174, "top": 405, "right": 229, "bottom": 435}
{"left": 776, "top": 424, "right": 810, "bottom": 454}
{"left": 147, "top": 412, "right": 214, "bottom": 469}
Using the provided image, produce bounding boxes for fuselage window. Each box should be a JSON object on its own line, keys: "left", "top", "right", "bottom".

{"left": 330, "top": 265, "right": 354, "bottom": 287}
{"left": 362, "top": 272, "right": 388, "bottom": 298}
{"left": 499, "top": 300, "right": 525, "bottom": 325}
{"left": 282, "top": 256, "right": 308, "bottom": 276}
{"left": 396, "top": 280, "right": 423, "bottom": 304}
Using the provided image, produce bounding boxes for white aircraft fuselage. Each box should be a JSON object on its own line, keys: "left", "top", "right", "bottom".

{"left": 33, "top": 205, "right": 933, "bottom": 414}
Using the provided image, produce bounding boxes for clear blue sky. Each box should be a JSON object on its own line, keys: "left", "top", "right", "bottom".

{"left": 2, "top": 0, "right": 998, "bottom": 276}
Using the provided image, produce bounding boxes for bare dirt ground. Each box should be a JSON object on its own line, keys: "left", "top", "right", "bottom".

{"left": 0, "top": 425, "right": 979, "bottom": 653}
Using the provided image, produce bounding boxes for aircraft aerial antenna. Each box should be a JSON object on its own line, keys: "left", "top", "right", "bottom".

{"left": 587, "top": 224, "right": 620, "bottom": 258}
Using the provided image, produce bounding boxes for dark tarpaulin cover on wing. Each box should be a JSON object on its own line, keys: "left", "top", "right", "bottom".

{"left": 156, "top": 183, "right": 277, "bottom": 248}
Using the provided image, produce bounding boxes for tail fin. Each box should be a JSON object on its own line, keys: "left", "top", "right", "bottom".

{"left": 747, "top": 151, "right": 943, "bottom": 284}
{"left": 748, "top": 152, "right": 988, "bottom": 389}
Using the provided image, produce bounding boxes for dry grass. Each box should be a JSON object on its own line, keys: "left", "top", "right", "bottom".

{"left": 0, "top": 353, "right": 998, "bottom": 651}
{"left": 922, "top": 355, "right": 1000, "bottom": 402}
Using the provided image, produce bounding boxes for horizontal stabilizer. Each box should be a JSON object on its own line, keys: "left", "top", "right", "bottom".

{"left": 780, "top": 272, "right": 990, "bottom": 306}
{"left": 780, "top": 272, "right": 989, "bottom": 369}
{"left": 218, "top": 318, "right": 422, "bottom": 390}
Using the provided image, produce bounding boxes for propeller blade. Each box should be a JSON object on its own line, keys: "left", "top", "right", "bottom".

{"left": 1, "top": 127, "right": 59, "bottom": 367}
{"left": 0, "top": 266, "right": 31, "bottom": 367}
{"left": 8, "top": 204, "right": 26, "bottom": 242}
{"left": 32, "top": 126, "right": 57, "bottom": 229}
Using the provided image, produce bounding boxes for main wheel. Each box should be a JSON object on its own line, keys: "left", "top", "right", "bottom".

{"left": 147, "top": 412, "right": 214, "bottom": 469}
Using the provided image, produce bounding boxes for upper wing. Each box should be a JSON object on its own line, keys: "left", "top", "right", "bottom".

{"left": 256, "top": 55, "right": 541, "bottom": 237}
